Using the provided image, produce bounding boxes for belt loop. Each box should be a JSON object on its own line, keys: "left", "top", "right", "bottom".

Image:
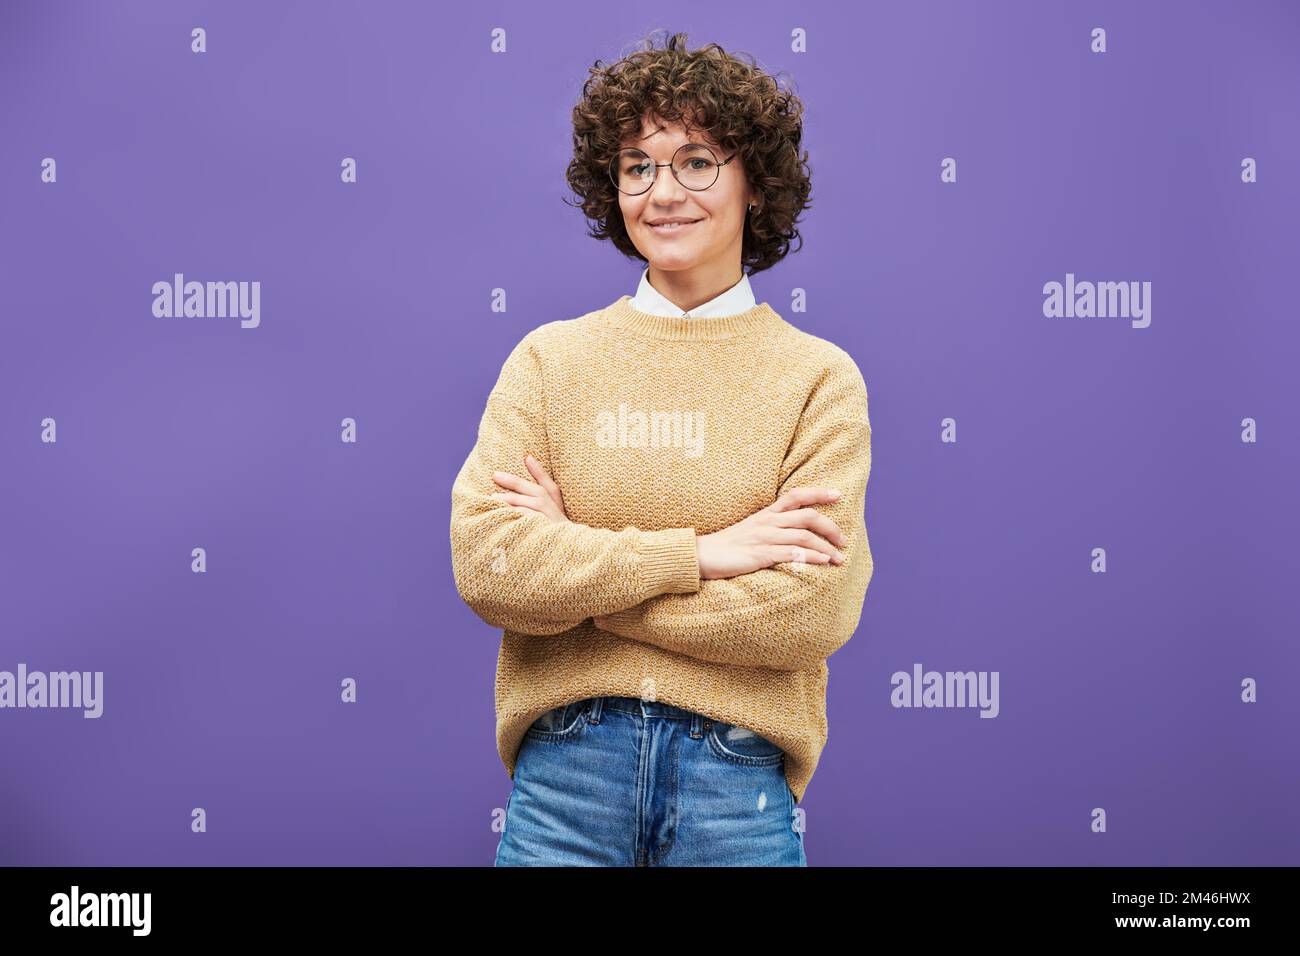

{"left": 587, "top": 696, "right": 604, "bottom": 724}
{"left": 690, "top": 712, "right": 703, "bottom": 738}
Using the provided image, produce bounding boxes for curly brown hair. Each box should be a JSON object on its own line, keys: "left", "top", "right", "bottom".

{"left": 564, "top": 30, "right": 812, "bottom": 276}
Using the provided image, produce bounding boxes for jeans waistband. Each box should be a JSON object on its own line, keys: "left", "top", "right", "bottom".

{"left": 595, "top": 695, "right": 703, "bottom": 721}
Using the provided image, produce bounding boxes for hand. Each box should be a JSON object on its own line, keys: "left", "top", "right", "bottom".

{"left": 490, "top": 454, "right": 569, "bottom": 523}
{"left": 696, "top": 487, "right": 847, "bottom": 581}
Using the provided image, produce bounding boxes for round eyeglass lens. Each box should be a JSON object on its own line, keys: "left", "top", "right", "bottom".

{"left": 611, "top": 144, "right": 721, "bottom": 194}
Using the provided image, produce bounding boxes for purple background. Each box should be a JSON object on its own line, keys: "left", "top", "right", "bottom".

{"left": 2, "top": 0, "right": 1297, "bottom": 866}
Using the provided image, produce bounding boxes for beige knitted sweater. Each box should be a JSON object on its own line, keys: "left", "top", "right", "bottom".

{"left": 449, "top": 294, "right": 873, "bottom": 803}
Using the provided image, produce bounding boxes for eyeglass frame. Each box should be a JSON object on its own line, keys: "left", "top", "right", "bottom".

{"left": 608, "top": 142, "right": 739, "bottom": 195}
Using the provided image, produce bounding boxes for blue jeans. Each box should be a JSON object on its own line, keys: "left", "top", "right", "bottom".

{"left": 494, "top": 695, "right": 807, "bottom": 866}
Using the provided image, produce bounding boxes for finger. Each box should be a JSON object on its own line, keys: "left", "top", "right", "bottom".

{"left": 488, "top": 491, "right": 543, "bottom": 511}
{"left": 766, "top": 486, "right": 843, "bottom": 514}
{"left": 775, "top": 527, "right": 844, "bottom": 563}
{"left": 492, "top": 470, "right": 544, "bottom": 496}
{"left": 767, "top": 527, "right": 844, "bottom": 563}
{"left": 769, "top": 544, "right": 831, "bottom": 566}
{"left": 523, "top": 454, "right": 564, "bottom": 503}
{"left": 770, "top": 507, "right": 848, "bottom": 547}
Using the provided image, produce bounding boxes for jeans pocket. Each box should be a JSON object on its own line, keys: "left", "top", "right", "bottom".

{"left": 524, "top": 699, "right": 590, "bottom": 743}
{"left": 706, "top": 720, "right": 785, "bottom": 767}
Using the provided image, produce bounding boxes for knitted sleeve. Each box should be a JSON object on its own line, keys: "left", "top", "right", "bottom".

{"left": 592, "top": 371, "right": 873, "bottom": 672}
{"left": 450, "top": 331, "right": 702, "bottom": 635}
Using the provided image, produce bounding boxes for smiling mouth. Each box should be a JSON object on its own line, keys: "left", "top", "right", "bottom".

{"left": 648, "top": 219, "right": 701, "bottom": 231}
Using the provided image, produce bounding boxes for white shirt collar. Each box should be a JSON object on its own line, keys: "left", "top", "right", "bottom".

{"left": 631, "top": 267, "right": 756, "bottom": 318}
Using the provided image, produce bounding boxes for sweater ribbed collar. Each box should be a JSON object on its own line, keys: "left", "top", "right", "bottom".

{"left": 597, "top": 295, "right": 784, "bottom": 341}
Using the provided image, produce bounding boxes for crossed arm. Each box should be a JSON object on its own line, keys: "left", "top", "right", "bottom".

{"left": 448, "top": 334, "right": 873, "bottom": 672}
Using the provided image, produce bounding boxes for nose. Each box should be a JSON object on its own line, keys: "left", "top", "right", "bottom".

{"left": 646, "top": 162, "right": 687, "bottom": 206}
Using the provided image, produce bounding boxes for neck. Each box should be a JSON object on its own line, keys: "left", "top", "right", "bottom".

{"left": 646, "top": 264, "right": 744, "bottom": 314}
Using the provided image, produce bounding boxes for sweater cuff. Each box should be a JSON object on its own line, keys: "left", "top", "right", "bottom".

{"left": 635, "top": 527, "right": 701, "bottom": 597}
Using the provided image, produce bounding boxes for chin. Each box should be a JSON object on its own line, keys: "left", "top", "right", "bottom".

{"left": 647, "top": 250, "right": 698, "bottom": 269}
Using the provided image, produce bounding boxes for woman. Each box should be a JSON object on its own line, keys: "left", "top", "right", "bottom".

{"left": 450, "top": 32, "right": 873, "bottom": 866}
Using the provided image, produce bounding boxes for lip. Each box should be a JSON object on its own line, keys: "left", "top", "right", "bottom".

{"left": 646, "top": 218, "right": 702, "bottom": 235}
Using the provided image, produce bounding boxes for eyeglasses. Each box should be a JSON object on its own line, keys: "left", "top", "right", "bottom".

{"left": 608, "top": 143, "right": 737, "bottom": 195}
